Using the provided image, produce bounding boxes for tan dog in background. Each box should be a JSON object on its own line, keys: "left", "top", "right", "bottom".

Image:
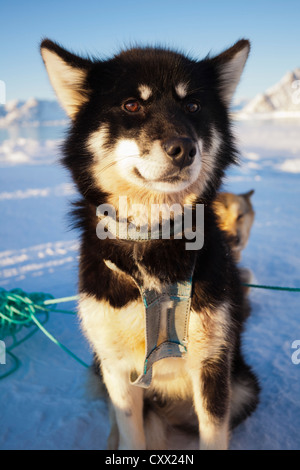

{"left": 213, "top": 190, "right": 255, "bottom": 262}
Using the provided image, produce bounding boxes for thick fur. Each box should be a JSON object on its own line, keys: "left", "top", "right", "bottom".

{"left": 213, "top": 190, "right": 255, "bottom": 262}
{"left": 214, "top": 190, "right": 256, "bottom": 297}
{"left": 41, "top": 39, "right": 260, "bottom": 450}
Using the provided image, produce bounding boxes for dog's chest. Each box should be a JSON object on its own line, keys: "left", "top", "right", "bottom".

{"left": 78, "top": 288, "right": 230, "bottom": 384}
{"left": 79, "top": 294, "right": 146, "bottom": 367}
{"left": 79, "top": 293, "right": 190, "bottom": 393}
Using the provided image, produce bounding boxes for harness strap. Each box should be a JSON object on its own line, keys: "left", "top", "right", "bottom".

{"left": 131, "top": 279, "right": 193, "bottom": 388}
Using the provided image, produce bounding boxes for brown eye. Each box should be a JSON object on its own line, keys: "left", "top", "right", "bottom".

{"left": 186, "top": 102, "right": 200, "bottom": 113}
{"left": 123, "top": 100, "right": 141, "bottom": 113}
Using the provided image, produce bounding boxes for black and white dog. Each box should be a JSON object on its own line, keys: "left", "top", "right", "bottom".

{"left": 41, "top": 39, "right": 259, "bottom": 450}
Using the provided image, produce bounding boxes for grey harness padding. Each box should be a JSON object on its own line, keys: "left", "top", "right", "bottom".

{"left": 131, "top": 277, "right": 194, "bottom": 388}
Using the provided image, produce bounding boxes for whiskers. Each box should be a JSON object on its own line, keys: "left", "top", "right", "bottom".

{"left": 79, "top": 154, "right": 141, "bottom": 197}
{"left": 95, "top": 154, "right": 140, "bottom": 178}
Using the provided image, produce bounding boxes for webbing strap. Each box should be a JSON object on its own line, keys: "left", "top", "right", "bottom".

{"left": 131, "top": 279, "right": 193, "bottom": 388}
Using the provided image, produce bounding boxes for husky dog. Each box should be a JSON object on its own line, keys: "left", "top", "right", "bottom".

{"left": 41, "top": 39, "right": 260, "bottom": 450}
{"left": 213, "top": 190, "right": 255, "bottom": 262}
{"left": 214, "top": 190, "right": 255, "bottom": 296}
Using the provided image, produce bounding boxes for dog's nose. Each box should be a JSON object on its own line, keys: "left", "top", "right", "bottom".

{"left": 162, "top": 137, "right": 196, "bottom": 169}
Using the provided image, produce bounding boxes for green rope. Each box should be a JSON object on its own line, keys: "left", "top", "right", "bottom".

{"left": 0, "top": 288, "right": 88, "bottom": 380}
{"left": 1, "top": 280, "right": 299, "bottom": 380}
{"left": 243, "top": 283, "right": 300, "bottom": 292}
{"left": 43, "top": 295, "right": 79, "bottom": 305}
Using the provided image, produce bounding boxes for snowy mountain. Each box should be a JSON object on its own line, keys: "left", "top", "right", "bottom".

{"left": 0, "top": 98, "right": 67, "bottom": 127}
{"left": 1, "top": 96, "right": 250, "bottom": 125}
{"left": 238, "top": 68, "right": 300, "bottom": 119}
{"left": 2, "top": 70, "right": 300, "bottom": 128}
{"left": 231, "top": 98, "right": 250, "bottom": 112}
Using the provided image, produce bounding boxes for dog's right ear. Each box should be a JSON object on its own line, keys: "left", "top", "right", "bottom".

{"left": 40, "top": 39, "right": 92, "bottom": 119}
{"left": 211, "top": 39, "right": 250, "bottom": 107}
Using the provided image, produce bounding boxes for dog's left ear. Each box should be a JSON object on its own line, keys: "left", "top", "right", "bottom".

{"left": 240, "top": 189, "right": 255, "bottom": 199}
{"left": 40, "top": 39, "right": 92, "bottom": 119}
{"left": 212, "top": 39, "right": 250, "bottom": 106}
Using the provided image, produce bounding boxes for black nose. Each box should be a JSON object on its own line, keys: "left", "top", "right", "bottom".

{"left": 162, "top": 137, "right": 196, "bottom": 169}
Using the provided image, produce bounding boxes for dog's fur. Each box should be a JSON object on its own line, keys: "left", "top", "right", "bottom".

{"left": 41, "top": 39, "right": 260, "bottom": 450}
{"left": 214, "top": 190, "right": 255, "bottom": 296}
{"left": 213, "top": 190, "right": 255, "bottom": 262}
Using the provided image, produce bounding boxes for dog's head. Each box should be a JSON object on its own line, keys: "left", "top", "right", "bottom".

{"left": 213, "top": 190, "right": 255, "bottom": 260}
{"left": 41, "top": 40, "right": 250, "bottom": 207}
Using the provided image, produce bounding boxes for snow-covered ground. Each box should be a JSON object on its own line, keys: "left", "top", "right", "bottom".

{"left": 0, "top": 99, "right": 67, "bottom": 128}
{"left": 0, "top": 118, "right": 299, "bottom": 450}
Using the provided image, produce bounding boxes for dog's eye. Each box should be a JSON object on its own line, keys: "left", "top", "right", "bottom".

{"left": 237, "top": 214, "right": 244, "bottom": 221}
{"left": 123, "top": 100, "right": 141, "bottom": 113}
{"left": 185, "top": 102, "right": 200, "bottom": 113}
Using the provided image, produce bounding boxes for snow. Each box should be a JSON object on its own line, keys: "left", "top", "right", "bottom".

{"left": 0, "top": 183, "right": 76, "bottom": 201}
{"left": 277, "top": 158, "right": 300, "bottom": 174}
{"left": 0, "top": 99, "right": 67, "bottom": 128}
{"left": 0, "top": 137, "right": 62, "bottom": 165}
{"left": 0, "top": 117, "right": 300, "bottom": 450}
{"left": 231, "top": 97, "right": 250, "bottom": 112}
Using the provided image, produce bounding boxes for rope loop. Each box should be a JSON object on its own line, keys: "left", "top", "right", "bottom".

{"left": 0, "top": 288, "right": 88, "bottom": 380}
{"left": 0, "top": 281, "right": 299, "bottom": 380}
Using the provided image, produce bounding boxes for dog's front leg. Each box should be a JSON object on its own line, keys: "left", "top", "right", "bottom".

{"left": 102, "top": 366, "right": 146, "bottom": 450}
{"left": 190, "top": 354, "right": 231, "bottom": 450}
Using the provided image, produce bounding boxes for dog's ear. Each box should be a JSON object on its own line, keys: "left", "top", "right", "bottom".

{"left": 40, "top": 39, "right": 92, "bottom": 119}
{"left": 212, "top": 39, "right": 250, "bottom": 106}
{"left": 240, "top": 189, "right": 255, "bottom": 199}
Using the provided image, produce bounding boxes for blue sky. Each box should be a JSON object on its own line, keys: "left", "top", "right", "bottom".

{"left": 0, "top": 0, "right": 299, "bottom": 102}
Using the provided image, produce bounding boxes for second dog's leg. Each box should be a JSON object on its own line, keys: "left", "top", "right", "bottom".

{"left": 102, "top": 366, "right": 146, "bottom": 450}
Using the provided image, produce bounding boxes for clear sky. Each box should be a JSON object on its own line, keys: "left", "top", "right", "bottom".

{"left": 0, "top": 0, "right": 299, "bottom": 102}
